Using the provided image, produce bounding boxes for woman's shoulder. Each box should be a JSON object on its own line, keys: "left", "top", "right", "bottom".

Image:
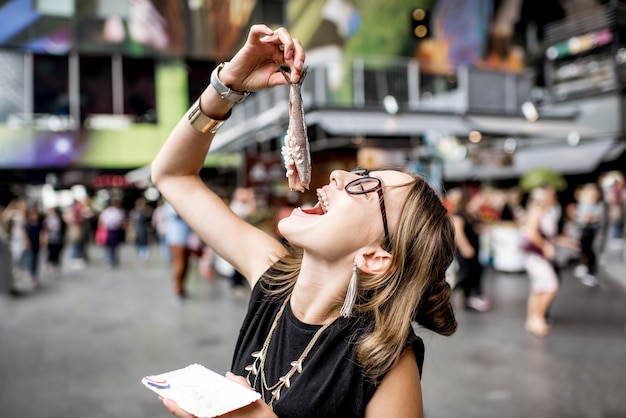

{"left": 406, "top": 327, "right": 425, "bottom": 376}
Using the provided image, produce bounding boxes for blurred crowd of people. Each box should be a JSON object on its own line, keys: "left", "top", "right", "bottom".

{"left": 442, "top": 169, "right": 625, "bottom": 337}
{"left": 0, "top": 185, "right": 305, "bottom": 302}
{"left": 1, "top": 169, "right": 624, "bottom": 327}
{"left": 0, "top": 194, "right": 159, "bottom": 294}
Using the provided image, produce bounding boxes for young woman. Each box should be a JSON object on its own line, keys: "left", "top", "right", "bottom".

{"left": 98, "top": 199, "right": 126, "bottom": 268}
{"left": 520, "top": 185, "right": 561, "bottom": 337}
{"left": 151, "top": 24, "right": 457, "bottom": 418}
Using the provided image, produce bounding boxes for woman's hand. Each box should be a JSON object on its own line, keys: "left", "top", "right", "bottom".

{"left": 159, "top": 397, "right": 196, "bottom": 418}
{"left": 219, "top": 24, "right": 306, "bottom": 93}
{"left": 221, "top": 372, "right": 276, "bottom": 418}
{"left": 159, "top": 372, "right": 276, "bottom": 418}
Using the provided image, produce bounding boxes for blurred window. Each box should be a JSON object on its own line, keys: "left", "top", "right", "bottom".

{"left": 79, "top": 54, "right": 113, "bottom": 118}
{"left": 33, "top": 54, "right": 69, "bottom": 115}
{"left": 122, "top": 57, "right": 157, "bottom": 123}
{"left": 0, "top": 50, "right": 26, "bottom": 122}
{"left": 186, "top": 59, "right": 216, "bottom": 106}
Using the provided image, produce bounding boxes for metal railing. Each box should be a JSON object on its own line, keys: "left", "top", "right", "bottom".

{"left": 219, "top": 55, "right": 535, "bottom": 147}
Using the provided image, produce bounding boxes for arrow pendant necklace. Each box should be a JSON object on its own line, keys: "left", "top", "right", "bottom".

{"left": 245, "top": 295, "right": 338, "bottom": 409}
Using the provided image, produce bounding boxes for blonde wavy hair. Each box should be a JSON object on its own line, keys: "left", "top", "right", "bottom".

{"left": 262, "top": 173, "right": 457, "bottom": 382}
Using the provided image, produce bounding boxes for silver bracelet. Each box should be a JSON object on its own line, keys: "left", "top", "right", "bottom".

{"left": 210, "top": 62, "right": 250, "bottom": 103}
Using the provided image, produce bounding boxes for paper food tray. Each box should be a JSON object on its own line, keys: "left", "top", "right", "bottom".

{"left": 141, "top": 363, "right": 261, "bottom": 418}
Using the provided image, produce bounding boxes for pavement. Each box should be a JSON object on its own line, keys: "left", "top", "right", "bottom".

{"left": 0, "top": 244, "right": 625, "bottom": 418}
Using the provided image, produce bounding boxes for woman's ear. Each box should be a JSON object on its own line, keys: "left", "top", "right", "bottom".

{"left": 356, "top": 247, "right": 392, "bottom": 275}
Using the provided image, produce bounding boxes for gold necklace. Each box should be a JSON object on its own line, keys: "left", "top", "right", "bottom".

{"left": 245, "top": 295, "right": 338, "bottom": 408}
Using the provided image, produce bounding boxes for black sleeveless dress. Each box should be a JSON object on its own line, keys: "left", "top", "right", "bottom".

{"left": 231, "top": 278, "right": 425, "bottom": 418}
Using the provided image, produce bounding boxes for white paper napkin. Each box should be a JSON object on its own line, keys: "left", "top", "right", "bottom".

{"left": 141, "top": 363, "right": 261, "bottom": 418}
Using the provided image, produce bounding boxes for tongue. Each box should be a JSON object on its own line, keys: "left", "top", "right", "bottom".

{"left": 301, "top": 203, "right": 324, "bottom": 215}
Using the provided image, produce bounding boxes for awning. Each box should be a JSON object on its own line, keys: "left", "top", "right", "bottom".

{"left": 125, "top": 165, "right": 152, "bottom": 185}
{"left": 311, "top": 110, "right": 608, "bottom": 139}
{"left": 211, "top": 103, "right": 289, "bottom": 151}
{"left": 443, "top": 136, "right": 622, "bottom": 182}
{"left": 309, "top": 109, "right": 471, "bottom": 137}
{"left": 465, "top": 115, "right": 606, "bottom": 138}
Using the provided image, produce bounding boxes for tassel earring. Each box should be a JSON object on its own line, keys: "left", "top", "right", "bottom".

{"left": 340, "top": 262, "right": 358, "bottom": 318}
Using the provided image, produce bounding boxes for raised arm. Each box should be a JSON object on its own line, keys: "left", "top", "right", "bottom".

{"left": 151, "top": 24, "right": 306, "bottom": 286}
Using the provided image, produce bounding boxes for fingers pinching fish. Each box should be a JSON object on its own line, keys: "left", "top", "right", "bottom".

{"left": 279, "top": 66, "right": 311, "bottom": 192}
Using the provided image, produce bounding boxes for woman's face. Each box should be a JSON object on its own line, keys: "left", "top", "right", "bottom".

{"left": 278, "top": 169, "right": 413, "bottom": 259}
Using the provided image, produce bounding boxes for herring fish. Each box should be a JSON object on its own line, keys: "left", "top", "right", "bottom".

{"left": 280, "top": 67, "right": 310, "bottom": 192}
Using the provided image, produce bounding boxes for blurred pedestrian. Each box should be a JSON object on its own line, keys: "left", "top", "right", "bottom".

{"left": 573, "top": 183, "right": 604, "bottom": 287}
{"left": 152, "top": 198, "right": 170, "bottom": 263}
{"left": 164, "top": 201, "right": 192, "bottom": 304}
{"left": 22, "top": 206, "right": 44, "bottom": 287}
{"left": 130, "top": 197, "right": 152, "bottom": 262}
{"left": 2, "top": 198, "right": 27, "bottom": 273}
{"left": 98, "top": 199, "right": 126, "bottom": 268}
{"left": 520, "top": 185, "right": 561, "bottom": 337}
{"left": 43, "top": 206, "right": 66, "bottom": 278}
{"left": 600, "top": 171, "right": 624, "bottom": 249}
{"left": 446, "top": 187, "right": 491, "bottom": 312}
{"left": 500, "top": 186, "right": 525, "bottom": 225}
{"left": 65, "top": 199, "right": 88, "bottom": 269}
{"left": 79, "top": 196, "right": 96, "bottom": 260}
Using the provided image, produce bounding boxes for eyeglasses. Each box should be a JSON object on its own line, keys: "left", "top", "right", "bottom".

{"left": 345, "top": 168, "right": 391, "bottom": 252}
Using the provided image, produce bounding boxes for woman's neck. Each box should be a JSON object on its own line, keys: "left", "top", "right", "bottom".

{"left": 289, "top": 254, "right": 353, "bottom": 325}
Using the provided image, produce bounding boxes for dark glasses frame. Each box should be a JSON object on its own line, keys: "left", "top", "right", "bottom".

{"left": 345, "top": 168, "right": 391, "bottom": 252}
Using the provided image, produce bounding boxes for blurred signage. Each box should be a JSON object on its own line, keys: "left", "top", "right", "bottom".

{"left": 0, "top": 0, "right": 251, "bottom": 60}
{"left": 7, "top": 113, "right": 76, "bottom": 131}
{"left": 92, "top": 174, "right": 128, "bottom": 189}
{"left": 545, "top": 29, "right": 613, "bottom": 61}
{"left": 545, "top": 28, "right": 618, "bottom": 101}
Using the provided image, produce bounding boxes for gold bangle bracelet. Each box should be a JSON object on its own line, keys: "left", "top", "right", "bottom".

{"left": 186, "top": 98, "right": 232, "bottom": 134}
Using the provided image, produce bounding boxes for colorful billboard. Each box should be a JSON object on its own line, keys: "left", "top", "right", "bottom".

{"left": 0, "top": 0, "right": 515, "bottom": 170}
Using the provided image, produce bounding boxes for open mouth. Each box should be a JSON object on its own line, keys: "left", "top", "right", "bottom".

{"left": 316, "top": 188, "right": 329, "bottom": 213}
{"left": 300, "top": 188, "right": 328, "bottom": 215}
